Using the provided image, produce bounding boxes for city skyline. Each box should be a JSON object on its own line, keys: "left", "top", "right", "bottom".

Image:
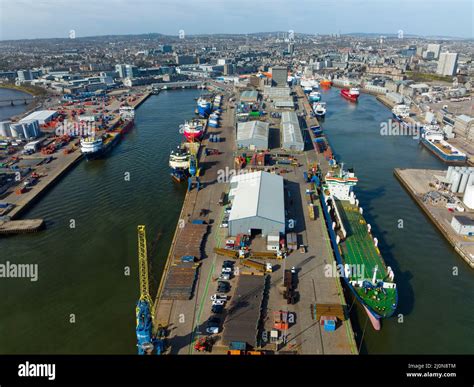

{"left": 0, "top": 0, "right": 473, "bottom": 41}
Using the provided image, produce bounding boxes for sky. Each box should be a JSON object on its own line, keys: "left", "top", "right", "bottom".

{"left": 0, "top": 0, "right": 473, "bottom": 41}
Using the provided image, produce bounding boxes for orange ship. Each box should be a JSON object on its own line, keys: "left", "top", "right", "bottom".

{"left": 320, "top": 79, "right": 332, "bottom": 88}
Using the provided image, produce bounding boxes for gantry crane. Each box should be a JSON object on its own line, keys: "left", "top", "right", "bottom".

{"left": 135, "top": 225, "right": 164, "bottom": 355}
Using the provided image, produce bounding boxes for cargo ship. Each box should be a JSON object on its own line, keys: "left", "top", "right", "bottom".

{"left": 119, "top": 106, "right": 135, "bottom": 120}
{"left": 197, "top": 97, "right": 212, "bottom": 117}
{"left": 318, "top": 165, "right": 398, "bottom": 330}
{"left": 181, "top": 119, "right": 206, "bottom": 142}
{"left": 420, "top": 128, "right": 467, "bottom": 164}
{"left": 80, "top": 119, "right": 133, "bottom": 160}
{"left": 340, "top": 87, "right": 360, "bottom": 102}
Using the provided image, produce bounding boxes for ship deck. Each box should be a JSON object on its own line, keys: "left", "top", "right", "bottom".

{"left": 336, "top": 201, "right": 388, "bottom": 280}
{"left": 336, "top": 201, "right": 397, "bottom": 316}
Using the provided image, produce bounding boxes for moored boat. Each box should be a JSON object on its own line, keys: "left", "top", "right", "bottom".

{"left": 318, "top": 165, "right": 398, "bottom": 330}
{"left": 309, "top": 91, "right": 322, "bottom": 103}
{"left": 197, "top": 97, "right": 212, "bottom": 117}
{"left": 341, "top": 87, "right": 360, "bottom": 102}
{"left": 313, "top": 102, "right": 327, "bottom": 118}
{"left": 182, "top": 119, "right": 206, "bottom": 142}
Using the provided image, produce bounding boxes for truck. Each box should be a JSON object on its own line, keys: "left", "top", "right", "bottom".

{"left": 242, "top": 259, "right": 273, "bottom": 273}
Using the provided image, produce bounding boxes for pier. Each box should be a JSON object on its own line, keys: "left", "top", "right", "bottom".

{"left": 394, "top": 168, "right": 474, "bottom": 269}
{"left": 153, "top": 84, "right": 357, "bottom": 355}
{"left": 0, "top": 90, "right": 151, "bottom": 223}
{"left": 0, "top": 218, "right": 44, "bottom": 234}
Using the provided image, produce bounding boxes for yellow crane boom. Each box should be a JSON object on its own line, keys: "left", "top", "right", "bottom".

{"left": 137, "top": 225, "right": 153, "bottom": 308}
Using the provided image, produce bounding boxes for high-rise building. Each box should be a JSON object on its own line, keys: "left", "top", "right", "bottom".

{"left": 175, "top": 54, "right": 195, "bottom": 65}
{"left": 427, "top": 43, "right": 441, "bottom": 59}
{"left": 115, "top": 64, "right": 139, "bottom": 79}
{"left": 271, "top": 66, "right": 288, "bottom": 87}
{"left": 287, "top": 42, "right": 294, "bottom": 55}
{"left": 437, "top": 53, "right": 458, "bottom": 76}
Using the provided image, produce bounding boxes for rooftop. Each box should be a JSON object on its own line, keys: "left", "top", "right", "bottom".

{"left": 237, "top": 121, "right": 269, "bottom": 143}
{"left": 229, "top": 171, "right": 285, "bottom": 224}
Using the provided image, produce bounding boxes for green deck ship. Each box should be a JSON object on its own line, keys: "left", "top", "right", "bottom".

{"left": 319, "top": 165, "right": 398, "bottom": 330}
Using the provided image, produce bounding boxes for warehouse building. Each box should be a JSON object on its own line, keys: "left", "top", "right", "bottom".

{"left": 281, "top": 111, "right": 304, "bottom": 151}
{"left": 236, "top": 121, "right": 269, "bottom": 150}
{"left": 240, "top": 90, "right": 259, "bottom": 103}
{"left": 228, "top": 171, "right": 285, "bottom": 236}
{"left": 20, "top": 110, "right": 58, "bottom": 126}
{"left": 450, "top": 215, "right": 474, "bottom": 236}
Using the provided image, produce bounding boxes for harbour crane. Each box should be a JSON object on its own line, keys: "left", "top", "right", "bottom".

{"left": 136, "top": 225, "right": 164, "bottom": 355}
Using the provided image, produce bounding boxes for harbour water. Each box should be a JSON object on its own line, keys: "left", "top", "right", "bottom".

{"left": 0, "top": 89, "right": 197, "bottom": 354}
{"left": 0, "top": 88, "right": 33, "bottom": 121}
{"left": 320, "top": 87, "right": 474, "bottom": 354}
{"left": 1, "top": 87, "right": 473, "bottom": 354}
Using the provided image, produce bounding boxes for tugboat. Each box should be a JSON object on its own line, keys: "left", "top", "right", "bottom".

{"left": 340, "top": 87, "right": 360, "bottom": 102}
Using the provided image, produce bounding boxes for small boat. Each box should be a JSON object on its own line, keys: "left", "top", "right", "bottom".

{"left": 313, "top": 102, "right": 327, "bottom": 118}
{"left": 320, "top": 79, "right": 332, "bottom": 88}
{"left": 309, "top": 91, "right": 322, "bottom": 103}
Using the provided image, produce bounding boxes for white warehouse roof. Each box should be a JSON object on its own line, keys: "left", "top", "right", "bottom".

{"left": 229, "top": 171, "right": 285, "bottom": 224}
{"left": 237, "top": 121, "right": 269, "bottom": 144}
{"left": 20, "top": 110, "right": 57, "bottom": 125}
{"left": 281, "top": 111, "right": 304, "bottom": 151}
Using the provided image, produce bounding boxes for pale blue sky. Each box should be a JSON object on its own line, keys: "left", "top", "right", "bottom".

{"left": 0, "top": 0, "right": 472, "bottom": 40}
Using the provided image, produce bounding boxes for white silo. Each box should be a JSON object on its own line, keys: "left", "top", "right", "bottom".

{"left": 459, "top": 172, "right": 470, "bottom": 193}
{"left": 451, "top": 171, "right": 461, "bottom": 193}
{"left": 9, "top": 124, "right": 20, "bottom": 138}
{"left": 446, "top": 166, "right": 454, "bottom": 181}
{"left": 463, "top": 183, "right": 474, "bottom": 209}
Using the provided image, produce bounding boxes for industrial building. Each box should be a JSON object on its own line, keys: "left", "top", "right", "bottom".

{"left": 450, "top": 215, "right": 474, "bottom": 236}
{"left": 437, "top": 52, "right": 458, "bottom": 76}
{"left": 236, "top": 121, "right": 269, "bottom": 150}
{"left": 20, "top": 110, "right": 57, "bottom": 126}
{"left": 240, "top": 90, "right": 259, "bottom": 103}
{"left": 0, "top": 119, "right": 40, "bottom": 139}
{"left": 228, "top": 171, "right": 285, "bottom": 237}
{"left": 271, "top": 65, "right": 288, "bottom": 87}
{"left": 281, "top": 111, "right": 304, "bottom": 151}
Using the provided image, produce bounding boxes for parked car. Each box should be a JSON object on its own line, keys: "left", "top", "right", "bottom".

{"left": 217, "top": 281, "right": 230, "bottom": 293}
{"left": 210, "top": 294, "right": 227, "bottom": 302}
{"left": 220, "top": 222, "right": 228, "bottom": 228}
{"left": 212, "top": 299, "right": 225, "bottom": 306}
{"left": 223, "top": 260, "right": 234, "bottom": 268}
{"left": 224, "top": 207, "right": 232, "bottom": 214}
{"left": 221, "top": 266, "right": 232, "bottom": 274}
{"left": 219, "top": 273, "right": 231, "bottom": 281}
{"left": 206, "top": 317, "right": 220, "bottom": 334}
